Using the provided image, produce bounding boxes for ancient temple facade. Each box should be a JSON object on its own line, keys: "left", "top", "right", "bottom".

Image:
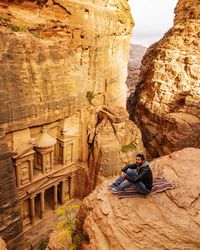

{"left": 6, "top": 114, "right": 81, "bottom": 231}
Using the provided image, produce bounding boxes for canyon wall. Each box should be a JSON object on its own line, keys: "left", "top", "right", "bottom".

{"left": 126, "top": 44, "right": 146, "bottom": 115}
{"left": 0, "top": 0, "right": 143, "bottom": 247}
{"left": 132, "top": 0, "right": 200, "bottom": 156}
{"left": 0, "top": 129, "right": 24, "bottom": 250}
{"left": 0, "top": 0, "right": 133, "bottom": 133}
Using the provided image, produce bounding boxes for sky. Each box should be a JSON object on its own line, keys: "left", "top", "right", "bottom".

{"left": 129, "top": 0, "right": 178, "bottom": 47}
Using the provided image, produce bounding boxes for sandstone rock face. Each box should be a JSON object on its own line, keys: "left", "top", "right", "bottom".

{"left": 0, "top": 237, "right": 7, "bottom": 250}
{"left": 126, "top": 44, "right": 146, "bottom": 97}
{"left": 0, "top": 0, "right": 133, "bottom": 133}
{"left": 78, "top": 148, "right": 200, "bottom": 250}
{"left": 80, "top": 105, "right": 145, "bottom": 197}
{"left": 132, "top": 0, "right": 200, "bottom": 156}
{"left": 0, "top": 128, "right": 24, "bottom": 250}
{"left": 126, "top": 44, "right": 146, "bottom": 116}
{"left": 0, "top": 0, "right": 136, "bottom": 246}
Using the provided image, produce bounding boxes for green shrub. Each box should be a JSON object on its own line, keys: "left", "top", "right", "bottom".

{"left": 0, "top": 17, "right": 26, "bottom": 32}
{"left": 37, "top": 237, "right": 48, "bottom": 250}
{"left": 9, "top": 25, "right": 21, "bottom": 32}
{"left": 56, "top": 204, "right": 87, "bottom": 249}
{"left": 121, "top": 143, "right": 136, "bottom": 153}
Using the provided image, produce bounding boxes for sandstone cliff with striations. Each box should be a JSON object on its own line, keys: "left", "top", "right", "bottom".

{"left": 0, "top": 0, "right": 143, "bottom": 247}
{"left": 126, "top": 44, "right": 146, "bottom": 114}
{"left": 0, "top": 0, "right": 133, "bottom": 133}
{"left": 126, "top": 44, "right": 146, "bottom": 97}
{"left": 78, "top": 148, "right": 200, "bottom": 250}
{"left": 0, "top": 129, "right": 24, "bottom": 250}
{"left": 132, "top": 0, "right": 200, "bottom": 156}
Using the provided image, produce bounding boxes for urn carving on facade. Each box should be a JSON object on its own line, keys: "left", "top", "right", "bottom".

{"left": 34, "top": 130, "right": 56, "bottom": 174}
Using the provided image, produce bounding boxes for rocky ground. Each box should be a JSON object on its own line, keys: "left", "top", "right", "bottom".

{"left": 78, "top": 148, "right": 200, "bottom": 250}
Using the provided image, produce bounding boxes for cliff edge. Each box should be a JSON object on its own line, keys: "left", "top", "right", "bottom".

{"left": 78, "top": 148, "right": 200, "bottom": 250}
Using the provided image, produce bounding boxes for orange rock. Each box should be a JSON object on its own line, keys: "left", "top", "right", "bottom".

{"left": 78, "top": 148, "right": 200, "bottom": 250}
{"left": 0, "top": 238, "right": 7, "bottom": 250}
{"left": 132, "top": 0, "right": 200, "bottom": 156}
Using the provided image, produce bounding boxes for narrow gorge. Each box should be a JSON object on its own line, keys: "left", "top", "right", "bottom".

{"left": 0, "top": 0, "right": 199, "bottom": 249}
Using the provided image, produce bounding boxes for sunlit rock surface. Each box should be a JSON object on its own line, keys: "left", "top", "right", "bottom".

{"left": 132, "top": 0, "right": 200, "bottom": 156}
{"left": 0, "top": 129, "right": 24, "bottom": 250}
{"left": 78, "top": 148, "right": 200, "bottom": 250}
{"left": 81, "top": 105, "right": 145, "bottom": 197}
{"left": 0, "top": 0, "right": 135, "bottom": 247}
{"left": 0, "top": 0, "right": 133, "bottom": 133}
{"left": 0, "top": 237, "right": 7, "bottom": 250}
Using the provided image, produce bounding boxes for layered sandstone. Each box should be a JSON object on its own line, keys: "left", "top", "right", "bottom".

{"left": 132, "top": 0, "right": 200, "bottom": 156}
{"left": 79, "top": 105, "right": 145, "bottom": 197}
{"left": 126, "top": 44, "right": 146, "bottom": 114}
{"left": 126, "top": 44, "right": 146, "bottom": 97}
{"left": 0, "top": 0, "right": 136, "bottom": 247}
{"left": 78, "top": 148, "right": 200, "bottom": 250}
{"left": 0, "top": 129, "right": 24, "bottom": 250}
{"left": 0, "top": 0, "right": 133, "bottom": 133}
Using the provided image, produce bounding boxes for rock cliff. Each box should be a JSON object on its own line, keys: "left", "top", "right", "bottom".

{"left": 0, "top": 0, "right": 133, "bottom": 133}
{"left": 132, "top": 0, "right": 200, "bottom": 156}
{"left": 0, "top": 129, "right": 24, "bottom": 250}
{"left": 0, "top": 0, "right": 140, "bottom": 247}
{"left": 126, "top": 44, "right": 146, "bottom": 114}
{"left": 78, "top": 148, "right": 200, "bottom": 250}
{"left": 126, "top": 44, "right": 146, "bottom": 97}
{"left": 80, "top": 105, "right": 145, "bottom": 197}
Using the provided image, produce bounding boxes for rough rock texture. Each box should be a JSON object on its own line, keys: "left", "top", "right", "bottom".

{"left": 126, "top": 44, "right": 146, "bottom": 97}
{"left": 46, "top": 230, "right": 71, "bottom": 250}
{"left": 0, "top": 128, "right": 24, "bottom": 250}
{"left": 0, "top": 237, "right": 7, "bottom": 250}
{"left": 78, "top": 148, "right": 200, "bottom": 250}
{"left": 80, "top": 105, "right": 145, "bottom": 197}
{"left": 0, "top": 0, "right": 136, "bottom": 246}
{"left": 132, "top": 0, "right": 200, "bottom": 156}
{"left": 0, "top": 0, "right": 133, "bottom": 133}
{"left": 126, "top": 44, "right": 146, "bottom": 116}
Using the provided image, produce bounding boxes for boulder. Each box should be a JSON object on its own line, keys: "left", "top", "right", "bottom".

{"left": 78, "top": 148, "right": 200, "bottom": 250}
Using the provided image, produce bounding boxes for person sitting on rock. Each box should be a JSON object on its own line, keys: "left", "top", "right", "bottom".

{"left": 108, "top": 153, "right": 153, "bottom": 194}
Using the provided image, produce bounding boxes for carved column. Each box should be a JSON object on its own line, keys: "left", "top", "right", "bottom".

{"left": 29, "top": 159, "right": 34, "bottom": 182}
{"left": 51, "top": 151, "right": 54, "bottom": 169}
{"left": 53, "top": 184, "right": 58, "bottom": 210}
{"left": 40, "top": 191, "right": 45, "bottom": 218}
{"left": 41, "top": 155, "right": 45, "bottom": 174}
{"left": 30, "top": 196, "right": 35, "bottom": 225}
{"left": 15, "top": 163, "right": 21, "bottom": 187}
{"left": 70, "top": 173, "right": 76, "bottom": 198}
{"left": 19, "top": 201, "right": 24, "bottom": 220}
{"left": 61, "top": 180, "right": 66, "bottom": 204}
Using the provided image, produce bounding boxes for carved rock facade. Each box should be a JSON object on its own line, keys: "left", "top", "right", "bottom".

{"left": 132, "top": 0, "right": 200, "bottom": 156}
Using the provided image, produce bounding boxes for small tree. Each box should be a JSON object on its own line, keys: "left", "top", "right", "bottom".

{"left": 57, "top": 204, "right": 80, "bottom": 250}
